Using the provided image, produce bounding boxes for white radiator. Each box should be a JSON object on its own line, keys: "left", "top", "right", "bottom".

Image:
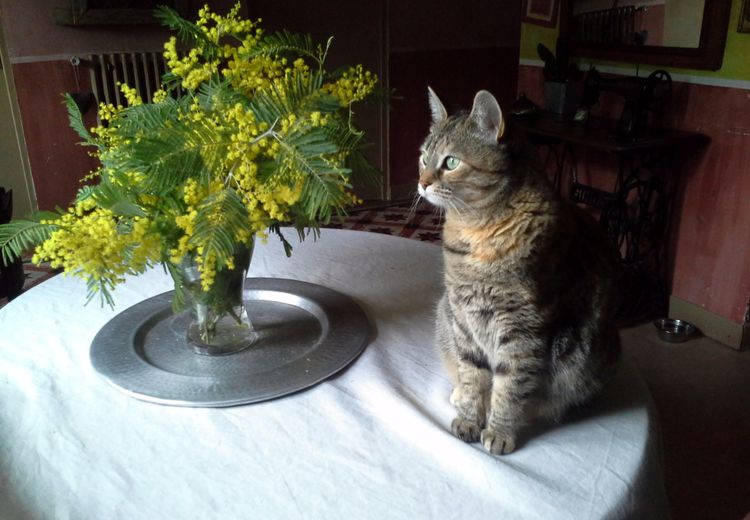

{"left": 83, "top": 52, "right": 182, "bottom": 107}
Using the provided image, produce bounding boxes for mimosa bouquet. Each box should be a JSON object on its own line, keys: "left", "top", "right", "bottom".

{"left": 0, "top": 2, "right": 377, "bottom": 317}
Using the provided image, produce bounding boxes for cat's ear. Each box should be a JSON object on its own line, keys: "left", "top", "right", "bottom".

{"left": 427, "top": 86, "right": 448, "bottom": 126}
{"left": 469, "top": 90, "right": 506, "bottom": 141}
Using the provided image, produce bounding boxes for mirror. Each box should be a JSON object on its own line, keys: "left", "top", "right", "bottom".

{"left": 559, "top": 0, "right": 732, "bottom": 70}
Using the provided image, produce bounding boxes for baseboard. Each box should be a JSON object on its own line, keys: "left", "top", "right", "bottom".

{"left": 668, "top": 296, "right": 748, "bottom": 350}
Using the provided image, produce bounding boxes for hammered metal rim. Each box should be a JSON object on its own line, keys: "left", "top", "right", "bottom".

{"left": 90, "top": 278, "right": 371, "bottom": 407}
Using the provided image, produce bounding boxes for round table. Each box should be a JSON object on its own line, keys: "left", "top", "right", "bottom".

{"left": 0, "top": 229, "right": 667, "bottom": 519}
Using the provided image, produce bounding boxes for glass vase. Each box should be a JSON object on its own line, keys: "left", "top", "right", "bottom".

{"left": 178, "top": 242, "right": 256, "bottom": 356}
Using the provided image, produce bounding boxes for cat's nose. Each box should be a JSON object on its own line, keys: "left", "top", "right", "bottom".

{"left": 419, "top": 179, "right": 432, "bottom": 189}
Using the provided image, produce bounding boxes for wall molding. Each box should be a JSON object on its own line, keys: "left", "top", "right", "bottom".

{"left": 669, "top": 296, "right": 748, "bottom": 350}
{"left": 10, "top": 54, "right": 80, "bottom": 64}
{"left": 519, "top": 58, "right": 750, "bottom": 91}
{"left": 10, "top": 51, "right": 162, "bottom": 65}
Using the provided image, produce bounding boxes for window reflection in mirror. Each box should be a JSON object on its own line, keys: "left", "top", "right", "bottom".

{"left": 571, "top": 0, "right": 706, "bottom": 48}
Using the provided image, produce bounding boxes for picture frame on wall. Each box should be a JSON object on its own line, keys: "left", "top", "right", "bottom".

{"left": 522, "top": 0, "right": 559, "bottom": 28}
{"left": 739, "top": 0, "right": 750, "bottom": 32}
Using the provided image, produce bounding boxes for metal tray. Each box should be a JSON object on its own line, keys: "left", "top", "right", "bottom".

{"left": 90, "top": 278, "right": 371, "bottom": 407}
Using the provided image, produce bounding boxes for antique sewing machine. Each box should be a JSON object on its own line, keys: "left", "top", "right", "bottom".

{"left": 582, "top": 68, "right": 672, "bottom": 139}
{"left": 509, "top": 66, "right": 703, "bottom": 321}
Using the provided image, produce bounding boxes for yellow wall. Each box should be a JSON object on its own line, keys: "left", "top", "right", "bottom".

{"left": 520, "top": 21, "right": 558, "bottom": 63}
{"left": 0, "top": 66, "right": 34, "bottom": 219}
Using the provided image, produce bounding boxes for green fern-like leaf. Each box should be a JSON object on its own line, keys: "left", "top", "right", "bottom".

{"left": 196, "top": 79, "right": 249, "bottom": 112}
{"left": 109, "top": 116, "right": 230, "bottom": 194}
{"left": 63, "top": 93, "right": 94, "bottom": 144}
{"left": 85, "top": 276, "right": 116, "bottom": 308}
{"left": 164, "top": 261, "right": 187, "bottom": 312}
{"left": 75, "top": 185, "right": 97, "bottom": 203}
{"left": 247, "top": 30, "right": 323, "bottom": 65}
{"left": 272, "top": 124, "right": 352, "bottom": 223}
{"left": 322, "top": 116, "right": 364, "bottom": 154}
{"left": 346, "top": 147, "right": 381, "bottom": 189}
{"left": 248, "top": 70, "right": 337, "bottom": 127}
{"left": 154, "top": 5, "right": 222, "bottom": 60}
{"left": 161, "top": 71, "right": 184, "bottom": 94}
{"left": 190, "top": 188, "right": 249, "bottom": 268}
{"left": 268, "top": 223, "right": 294, "bottom": 257}
{"left": 0, "top": 213, "right": 60, "bottom": 266}
{"left": 115, "top": 96, "right": 186, "bottom": 135}
{"left": 90, "top": 178, "right": 146, "bottom": 218}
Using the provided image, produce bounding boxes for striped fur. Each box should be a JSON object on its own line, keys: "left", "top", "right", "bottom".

{"left": 421, "top": 90, "right": 620, "bottom": 455}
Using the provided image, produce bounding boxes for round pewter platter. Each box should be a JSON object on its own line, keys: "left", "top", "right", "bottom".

{"left": 90, "top": 278, "right": 370, "bottom": 407}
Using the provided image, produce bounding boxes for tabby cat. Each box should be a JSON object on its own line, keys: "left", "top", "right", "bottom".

{"left": 418, "top": 88, "right": 621, "bottom": 455}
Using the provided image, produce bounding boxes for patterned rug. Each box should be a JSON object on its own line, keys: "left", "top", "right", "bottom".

{"left": 325, "top": 198, "right": 443, "bottom": 243}
{"left": 0, "top": 198, "right": 442, "bottom": 308}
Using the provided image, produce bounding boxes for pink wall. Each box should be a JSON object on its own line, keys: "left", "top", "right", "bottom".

{"left": 518, "top": 64, "right": 750, "bottom": 323}
{"left": 12, "top": 61, "right": 99, "bottom": 210}
{"left": 665, "top": 82, "right": 750, "bottom": 324}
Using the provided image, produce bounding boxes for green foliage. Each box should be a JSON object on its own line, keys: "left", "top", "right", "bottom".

{"left": 86, "top": 277, "right": 116, "bottom": 308}
{"left": 0, "top": 3, "right": 381, "bottom": 309}
{"left": 248, "top": 30, "right": 330, "bottom": 68}
{"left": 113, "top": 95, "right": 187, "bottom": 136}
{"left": 154, "top": 5, "right": 223, "bottom": 60}
{"left": 164, "top": 261, "right": 187, "bottom": 312}
{"left": 90, "top": 178, "right": 146, "bottom": 217}
{"left": 190, "top": 189, "right": 250, "bottom": 268}
{"left": 247, "top": 69, "right": 336, "bottom": 126}
{"left": 63, "top": 94, "right": 93, "bottom": 143}
{"left": 195, "top": 78, "right": 249, "bottom": 112}
{"left": 0, "top": 212, "right": 60, "bottom": 266}
{"left": 118, "top": 117, "right": 228, "bottom": 194}
{"left": 277, "top": 126, "right": 350, "bottom": 222}
{"left": 268, "top": 223, "right": 294, "bottom": 257}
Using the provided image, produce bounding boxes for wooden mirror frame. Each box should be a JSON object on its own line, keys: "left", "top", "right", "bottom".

{"left": 558, "top": 0, "right": 732, "bottom": 70}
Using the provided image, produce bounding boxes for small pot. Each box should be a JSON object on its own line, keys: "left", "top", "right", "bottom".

{"left": 544, "top": 80, "right": 584, "bottom": 118}
{"left": 653, "top": 318, "right": 696, "bottom": 343}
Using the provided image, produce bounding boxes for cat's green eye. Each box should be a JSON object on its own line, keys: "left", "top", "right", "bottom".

{"left": 420, "top": 152, "right": 427, "bottom": 166}
{"left": 444, "top": 156, "right": 461, "bottom": 171}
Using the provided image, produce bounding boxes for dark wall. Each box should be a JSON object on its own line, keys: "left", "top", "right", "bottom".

{"left": 247, "top": 0, "right": 522, "bottom": 198}
{"left": 388, "top": 0, "right": 521, "bottom": 194}
{"left": 1, "top": 0, "right": 520, "bottom": 208}
{"left": 250, "top": 0, "right": 387, "bottom": 200}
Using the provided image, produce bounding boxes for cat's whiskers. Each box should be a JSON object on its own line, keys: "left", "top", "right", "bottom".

{"left": 432, "top": 202, "right": 446, "bottom": 224}
{"left": 446, "top": 197, "right": 478, "bottom": 220}
{"left": 446, "top": 199, "right": 466, "bottom": 218}
{"left": 406, "top": 192, "right": 423, "bottom": 224}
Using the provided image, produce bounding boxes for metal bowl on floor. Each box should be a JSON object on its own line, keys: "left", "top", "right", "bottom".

{"left": 653, "top": 318, "right": 696, "bottom": 343}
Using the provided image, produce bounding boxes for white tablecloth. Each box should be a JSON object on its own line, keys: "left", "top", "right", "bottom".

{"left": 0, "top": 229, "right": 667, "bottom": 519}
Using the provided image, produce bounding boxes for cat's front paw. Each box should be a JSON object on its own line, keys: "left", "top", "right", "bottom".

{"left": 449, "top": 386, "right": 463, "bottom": 407}
{"left": 451, "top": 417, "right": 481, "bottom": 442}
{"left": 481, "top": 428, "right": 516, "bottom": 455}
